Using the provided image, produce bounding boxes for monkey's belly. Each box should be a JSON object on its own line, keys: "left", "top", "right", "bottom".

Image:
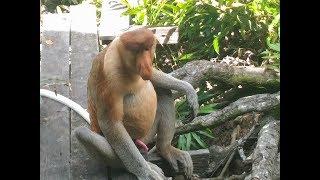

{"left": 122, "top": 81, "right": 157, "bottom": 139}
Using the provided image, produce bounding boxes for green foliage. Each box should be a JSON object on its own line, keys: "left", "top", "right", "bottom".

{"left": 260, "top": 36, "right": 280, "bottom": 69}
{"left": 41, "top": 0, "right": 84, "bottom": 12}
{"left": 176, "top": 90, "right": 217, "bottom": 122}
{"left": 122, "top": 0, "right": 279, "bottom": 68}
{"left": 249, "top": 0, "right": 280, "bottom": 68}
{"left": 178, "top": 129, "right": 215, "bottom": 150}
{"left": 91, "top": 0, "right": 103, "bottom": 24}
{"left": 176, "top": 90, "right": 217, "bottom": 150}
{"left": 121, "top": 0, "right": 194, "bottom": 26}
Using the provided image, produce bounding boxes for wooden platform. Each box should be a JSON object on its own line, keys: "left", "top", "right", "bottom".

{"left": 40, "top": 4, "right": 107, "bottom": 180}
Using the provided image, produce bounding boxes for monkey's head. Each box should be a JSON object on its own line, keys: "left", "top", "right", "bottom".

{"left": 119, "top": 27, "right": 156, "bottom": 80}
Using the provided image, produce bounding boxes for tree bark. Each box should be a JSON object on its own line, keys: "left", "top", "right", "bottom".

{"left": 170, "top": 60, "right": 279, "bottom": 91}
{"left": 249, "top": 120, "right": 280, "bottom": 180}
{"left": 175, "top": 92, "right": 280, "bottom": 135}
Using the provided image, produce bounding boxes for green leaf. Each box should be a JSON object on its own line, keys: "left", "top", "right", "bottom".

{"left": 262, "top": 54, "right": 279, "bottom": 59}
{"left": 164, "top": 4, "right": 178, "bottom": 12}
{"left": 260, "top": 50, "right": 269, "bottom": 55}
{"left": 186, "top": 133, "right": 191, "bottom": 150}
{"left": 124, "top": 7, "right": 143, "bottom": 15}
{"left": 266, "top": 37, "right": 280, "bottom": 52}
{"left": 268, "top": 43, "right": 280, "bottom": 52}
{"left": 179, "top": 52, "right": 195, "bottom": 61}
{"left": 198, "top": 92, "right": 215, "bottom": 104}
{"left": 191, "top": 132, "right": 207, "bottom": 148}
{"left": 190, "top": 141, "right": 200, "bottom": 149}
{"left": 227, "top": 0, "right": 236, "bottom": 6}
{"left": 178, "top": 135, "right": 186, "bottom": 150}
{"left": 198, "top": 130, "right": 215, "bottom": 139}
{"left": 213, "top": 36, "right": 220, "bottom": 54}
{"left": 198, "top": 104, "right": 217, "bottom": 114}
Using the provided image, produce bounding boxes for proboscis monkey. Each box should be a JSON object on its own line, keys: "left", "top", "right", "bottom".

{"left": 74, "top": 27, "right": 199, "bottom": 179}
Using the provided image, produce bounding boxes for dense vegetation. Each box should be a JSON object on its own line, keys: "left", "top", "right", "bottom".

{"left": 121, "top": 0, "right": 279, "bottom": 151}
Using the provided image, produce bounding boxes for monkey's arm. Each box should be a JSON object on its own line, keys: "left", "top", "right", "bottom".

{"left": 151, "top": 68, "right": 199, "bottom": 116}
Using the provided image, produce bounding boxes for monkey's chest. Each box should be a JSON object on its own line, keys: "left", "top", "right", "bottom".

{"left": 122, "top": 82, "right": 157, "bottom": 139}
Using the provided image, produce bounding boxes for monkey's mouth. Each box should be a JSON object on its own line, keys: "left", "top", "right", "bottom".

{"left": 140, "top": 71, "right": 152, "bottom": 80}
{"left": 140, "top": 73, "right": 151, "bottom": 80}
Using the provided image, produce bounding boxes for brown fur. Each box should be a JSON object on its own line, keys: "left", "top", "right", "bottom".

{"left": 87, "top": 27, "right": 157, "bottom": 139}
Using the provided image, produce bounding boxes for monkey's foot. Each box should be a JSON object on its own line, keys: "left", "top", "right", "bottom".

{"left": 159, "top": 146, "right": 193, "bottom": 178}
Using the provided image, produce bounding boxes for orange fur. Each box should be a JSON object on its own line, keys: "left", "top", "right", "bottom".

{"left": 87, "top": 27, "right": 157, "bottom": 139}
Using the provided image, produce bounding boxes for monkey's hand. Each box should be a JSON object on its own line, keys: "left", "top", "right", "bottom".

{"left": 159, "top": 146, "right": 193, "bottom": 179}
{"left": 184, "top": 82, "right": 199, "bottom": 118}
{"left": 151, "top": 69, "right": 199, "bottom": 117}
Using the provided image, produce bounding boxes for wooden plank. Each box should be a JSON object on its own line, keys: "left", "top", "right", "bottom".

{"left": 98, "top": 0, "right": 129, "bottom": 40}
{"left": 69, "top": 4, "right": 108, "bottom": 180}
{"left": 149, "top": 26, "right": 179, "bottom": 44}
{"left": 149, "top": 149, "right": 212, "bottom": 178}
{"left": 40, "top": 13, "right": 70, "bottom": 83}
{"left": 109, "top": 169, "right": 137, "bottom": 180}
{"left": 40, "top": 13, "right": 71, "bottom": 180}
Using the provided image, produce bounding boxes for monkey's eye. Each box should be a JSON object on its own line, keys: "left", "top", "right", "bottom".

{"left": 144, "top": 48, "right": 150, "bottom": 51}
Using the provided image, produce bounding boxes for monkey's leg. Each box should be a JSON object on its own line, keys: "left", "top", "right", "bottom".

{"left": 74, "top": 126, "right": 168, "bottom": 179}
{"left": 154, "top": 88, "right": 194, "bottom": 178}
{"left": 74, "top": 126, "right": 124, "bottom": 168}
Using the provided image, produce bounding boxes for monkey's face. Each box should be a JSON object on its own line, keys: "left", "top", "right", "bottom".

{"left": 120, "top": 27, "right": 156, "bottom": 80}
{"left": 135, "top": 42, "right": 155, "bottom": 80}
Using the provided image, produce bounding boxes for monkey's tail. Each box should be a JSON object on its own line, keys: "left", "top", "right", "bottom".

{"left": 40, "top": 89, "right": 90, "bottom": 124}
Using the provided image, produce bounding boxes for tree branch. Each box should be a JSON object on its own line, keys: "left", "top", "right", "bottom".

{"left": 175, "top": 92, "right": 280, "bottom": 135}
{"left": 249, "top": 120, "right": 280, "bottom": 180}
{"left": 170, "top": 60, "right": 279, "bottom": 91}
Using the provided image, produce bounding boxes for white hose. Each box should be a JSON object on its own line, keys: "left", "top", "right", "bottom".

{"left": 40, "top": 89, "right": 90, "bottom": 124}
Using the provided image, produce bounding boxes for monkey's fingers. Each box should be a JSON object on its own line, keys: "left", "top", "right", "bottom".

{"left": 147, "top": 162, "right": 171, "bottom": 180}
{"left": 168, "top": 150, "right": 193, "bottom": 179}
{"left": 147, "top": 162, "right": 164, "bottom": 175}
{"left": 180, "top": 152, "right": 193, "bottom": 179}
{"left": 167, "top": 155, "right": 179, "bottom": 172}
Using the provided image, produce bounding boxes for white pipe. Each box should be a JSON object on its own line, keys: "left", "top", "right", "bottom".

{"left": 40, "top": 89, "right": 90, "bottom": 124}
